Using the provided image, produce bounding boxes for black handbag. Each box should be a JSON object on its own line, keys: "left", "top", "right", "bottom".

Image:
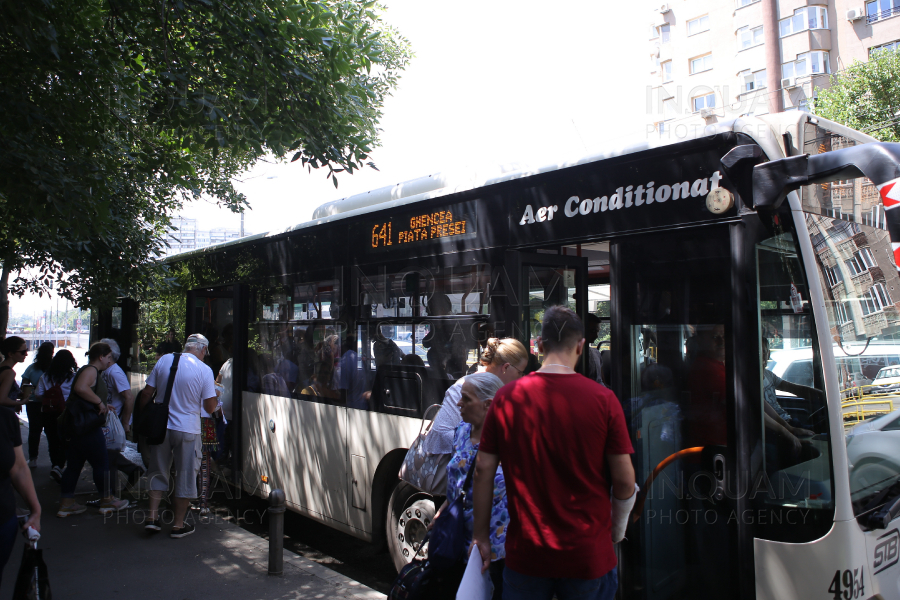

{"left": 389, "top": 531, "right": 435, "bottom": 600}
{"left": 388, "top": 557, "right": 434, "bottom": 600}
{"left": 12, "top": 544, "right": 52, "bottom": 600}
{"left": 135, "top": 354, "right": 180, "bottom": 445}
{"left": 58, "top": 366, "right": 106, "bottom": 440}
{"left": 428, "top": 452, "right": 477, "bottom": 572}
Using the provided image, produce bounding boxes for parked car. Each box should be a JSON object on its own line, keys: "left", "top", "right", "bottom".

{"left": 864, "top": 366, "right": 900, "bottom": 395}
{"left": 846, "top": 408, "right": 900, "bottom": 498}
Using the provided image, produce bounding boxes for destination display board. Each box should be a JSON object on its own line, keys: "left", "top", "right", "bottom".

{"left": 369, "top": 204, "right": 477, "bottom": 250}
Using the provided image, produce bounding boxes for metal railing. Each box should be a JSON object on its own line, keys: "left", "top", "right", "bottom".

{"left": 866, "top": 6, "right": 900, "bottom": 23}
{"left": 841, "top": 383, "right": 900, "bottom": 425}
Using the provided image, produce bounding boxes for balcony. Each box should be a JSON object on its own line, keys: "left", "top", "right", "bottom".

{"left": 868, "top": 5, "right": 900, "bottom": 22}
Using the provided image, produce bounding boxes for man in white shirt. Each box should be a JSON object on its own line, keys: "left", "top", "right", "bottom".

{"left": 139, "top": 333, "right": 218, "bottom": 538}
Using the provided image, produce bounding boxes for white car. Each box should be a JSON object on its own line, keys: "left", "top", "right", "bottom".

{"left": 845, "top": 409, "right": 900, "bottom": 497}
{"left": 865, "top": 365, "right": 900, "bottom": 395}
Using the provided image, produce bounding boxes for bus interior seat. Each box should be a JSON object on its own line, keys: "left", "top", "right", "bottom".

{"left": 370, "top": 365, "right": 454, "bottom": 417}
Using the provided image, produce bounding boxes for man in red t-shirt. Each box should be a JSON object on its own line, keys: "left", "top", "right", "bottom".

{"left": 473, "top": 306, "right": 636, "bottom": 600}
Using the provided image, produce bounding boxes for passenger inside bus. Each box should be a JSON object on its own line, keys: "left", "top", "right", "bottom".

{"left": 300, "top": 334, "right": 341, "bottom": 400}
{"left": 372, "top": 325, "right": 404, "bottom": 367}
{"left": 761, "top": 337, "right": 817, "bottom": 467}
{"left": 686, "top": 324, "right": 727, "bottom": 448}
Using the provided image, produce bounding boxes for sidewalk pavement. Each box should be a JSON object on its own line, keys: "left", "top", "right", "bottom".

{"left": 1, "top": 421, "right": 386, "bottom": 600}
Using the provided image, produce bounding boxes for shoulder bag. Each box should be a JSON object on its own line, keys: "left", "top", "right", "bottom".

{"left": 135, "top": 353, "right": 181, "bottom": 445}
{"left": 58, "top": 366, "right": 107, "bottom": 439}
{"left": 398, "top": 404, "right": 450, "bottom": 495}
{"left": 428, "top": 451, "right": 477, "bottom": 572}
{"left": 388, "top": 531, "right": 437, "bottom": 600}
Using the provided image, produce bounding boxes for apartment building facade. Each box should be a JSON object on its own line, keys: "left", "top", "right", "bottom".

{"left": 647, "top": 0, "right": 900, "bottom": 135}
{"left": 165, "top": 217, "right": 247, "bottom": 257}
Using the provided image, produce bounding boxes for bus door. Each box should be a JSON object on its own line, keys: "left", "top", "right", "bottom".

{"left": 613, "top": 226, "right": 741, "bottom": 600}
{"left": 186, "top": 286, "right": 242, "bottom": 479}
{"left": 505, "top": 252, "right": 588, "bottom": 362}
{"left": 92, "top": 298, "right": 140, "bottom": 385}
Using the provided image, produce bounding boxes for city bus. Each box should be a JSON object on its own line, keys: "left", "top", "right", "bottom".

{"left": 94, "top": 112, "right": 900, "bottom": 600}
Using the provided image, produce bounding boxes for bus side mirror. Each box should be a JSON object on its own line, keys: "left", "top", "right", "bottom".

{"left": 752, "top": 142, "right": 900, "bottom": 211}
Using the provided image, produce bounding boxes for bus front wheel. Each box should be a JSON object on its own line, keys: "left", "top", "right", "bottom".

{"left": 386, "top": 481, "right": 435, "bottom": 571}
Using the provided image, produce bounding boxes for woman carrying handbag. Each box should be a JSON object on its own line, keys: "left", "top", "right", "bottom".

{"left": 428, "top": 372, "right": 508, "bottom": 599}
{"left": 56, "top": 342, "right": 129, "bottom": 517}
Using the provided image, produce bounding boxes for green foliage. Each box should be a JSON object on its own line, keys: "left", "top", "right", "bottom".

{"left": 812, "top": 49, "right": 900, "bottom": 143}
{"left": 0, "top": 0, "right": 411, "bottom": 309}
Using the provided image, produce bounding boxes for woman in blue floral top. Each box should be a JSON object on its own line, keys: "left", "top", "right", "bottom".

{"left": 431, "top": 370, "right": 509, "bottom": 599}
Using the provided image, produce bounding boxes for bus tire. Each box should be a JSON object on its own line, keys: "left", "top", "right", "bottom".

{"left": 386, "top": 480, "right": 435, "bottom": 572}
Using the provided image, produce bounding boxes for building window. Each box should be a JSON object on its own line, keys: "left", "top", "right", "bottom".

{"left": 782, "top": 51, "right": 830, "bottom": 80}
{"left": 845, "top": 249, "right": 876, "bottom": 276}
{"left": 860, "top": 248, "right": 877, "bottom": 267}
{"left": 692, "top": 92, "right": 716, "bottom": 112}
{"left": 742, "top": 69, "right": 767, "bottom": 92}
{"left": 870, "top": 40, "right": 900, "bottom": 55}
{"left": 779, "top": 6, "right": 828, "bottom": 37}
{"left": 650, "top": 24, "right": 659, "bottom": 39}
{"left": 867, "top": 0, "right": 900, "bottom": 23}
{"left": 662, "top": 60, "right": 673, "bottom": 82}
{"left": 656, "top": 121, "right": 667, "bottom": 135}
{"left": 738, "top": 25, "right": 764, "bottom": 50}
{"left": 660, "top": 24, "right": 671, "bottom": 43}
{"left": 663, "top": 98, "right": 678, "bottom": 119}
{"left": 834, "top": 301, "right": 850, "bottom": 324}
{"left": 688, "top": 15, "right": 710, "bottom": 35}
{"left": 690, "top": 54, "right": 713, "bottom": 74}
{"left": 861, "top": 283, "right": 892, "bottom": 315}
{"left": 874, "top": 282, "right": 892, "bottom": 307}
{"left": 824, "top": 265, "right": 839, "bottom": 287}
{"left": 737, "top": 0, "right": 760, "bottom": 7}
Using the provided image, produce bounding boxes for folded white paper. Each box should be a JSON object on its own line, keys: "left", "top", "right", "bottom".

{"left": 457, "top": 546, "right": 494, "bottom": 600}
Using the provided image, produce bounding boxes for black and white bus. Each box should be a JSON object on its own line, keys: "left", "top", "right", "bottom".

{"left": 96, "top": 112, "right": 900, "bottom": 600}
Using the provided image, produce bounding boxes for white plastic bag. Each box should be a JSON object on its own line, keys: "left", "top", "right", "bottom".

{"left": 102, "top": 409, "right": 126, "bottom": 452}
{"left": 457, "top": 546, "right": 493, "bottom": 600}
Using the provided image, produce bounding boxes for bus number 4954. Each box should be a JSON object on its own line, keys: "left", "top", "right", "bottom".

{"left": 828, "top": 568, "right": 864, "bottom": 600}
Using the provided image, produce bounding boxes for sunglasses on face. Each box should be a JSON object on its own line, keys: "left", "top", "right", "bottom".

{"left": 506, "top": 363, "right": 524, "bottom": 375}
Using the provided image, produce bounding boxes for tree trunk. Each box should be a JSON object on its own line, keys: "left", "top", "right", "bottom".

{"left": 0, "top": 263, "right": 9, "bottom": 341}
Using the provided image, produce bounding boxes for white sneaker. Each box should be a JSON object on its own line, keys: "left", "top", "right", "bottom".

{"left": 28, "top": 459, "right": 37, "bottom": 468}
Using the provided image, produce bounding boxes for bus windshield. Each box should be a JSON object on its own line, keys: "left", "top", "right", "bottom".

{"left": 804, "top": 211, "right": 900, "bottom": 514}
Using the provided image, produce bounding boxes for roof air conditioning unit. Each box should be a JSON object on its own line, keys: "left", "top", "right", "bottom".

{"left": 781, "top": 77, "right": 798, "bottom": 89}
{"left": 846, "top": 7, "right": 865, "bottom": 20}
{"left": 659, "top": 3, "right": 671, "bottom": 13}
{"left": 700, "top": 107, "right": 715, "bottom": 118}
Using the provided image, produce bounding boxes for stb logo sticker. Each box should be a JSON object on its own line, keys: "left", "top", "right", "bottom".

{"left": 874, "top": 528, "right": 899, "bottom": 575}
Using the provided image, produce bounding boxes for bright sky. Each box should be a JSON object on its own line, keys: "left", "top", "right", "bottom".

{"left": 11, "top": 0, "right": 649, "bottom": 316}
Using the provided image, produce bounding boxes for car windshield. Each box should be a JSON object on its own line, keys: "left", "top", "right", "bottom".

{"left": 875, "top": 367, "right": 900, "bottom": 380}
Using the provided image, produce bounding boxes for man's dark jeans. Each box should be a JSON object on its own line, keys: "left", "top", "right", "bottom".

{"left": 502, "top": 566, "right": 618, "bottom": 600}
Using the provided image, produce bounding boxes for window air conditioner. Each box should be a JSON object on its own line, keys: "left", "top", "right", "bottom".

{"left": 781, "top": 77, "right": 797, "bottom": 89}
{"left": 658, "top": 3, "right": 671, "bottom": 13}
{"left": 846, "top": 7, "right": 865, "bottom": 20}
{"left": 700, "top": 107, "right": 715, "bottom": 118}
